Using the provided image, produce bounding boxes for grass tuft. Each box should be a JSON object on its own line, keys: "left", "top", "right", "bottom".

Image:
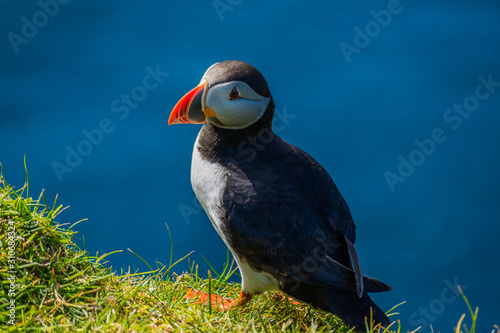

{"left": 0, "top": 165, "right": 490, "bottom": 332}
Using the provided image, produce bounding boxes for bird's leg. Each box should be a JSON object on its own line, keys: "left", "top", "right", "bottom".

{"left": 225, "top": 291, "right": 252, "bottom": 309}
{"left": 185, "top": 289, "right": 252, "bottom": 310}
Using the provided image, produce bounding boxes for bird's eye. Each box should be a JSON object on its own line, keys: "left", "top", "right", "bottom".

{"left": 229, "top": 87, "right": 240, "bottom": 100}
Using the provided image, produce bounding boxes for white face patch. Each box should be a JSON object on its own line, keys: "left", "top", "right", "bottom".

{"left": 205, "top": 81, "right": 270, "bottom": 129}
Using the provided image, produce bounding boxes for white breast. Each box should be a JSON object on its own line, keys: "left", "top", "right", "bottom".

{"left": 190, "top": 132, "right": 228, "bottom": 242}
{"left": 190, "top": 132, "right": 280, "bottom": 294}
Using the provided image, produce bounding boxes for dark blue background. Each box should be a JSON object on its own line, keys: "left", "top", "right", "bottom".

{"left": 1, "top": 1, "right": 499, "bottom": 331}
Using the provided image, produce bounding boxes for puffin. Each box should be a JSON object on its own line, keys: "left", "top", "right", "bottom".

{"left": 168, "top": 60, "right": 392, "bottom": 331}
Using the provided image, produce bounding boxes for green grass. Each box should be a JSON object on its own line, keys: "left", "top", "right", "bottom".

{"left": 0, "top": 163, "right": 488, "bottom": 332}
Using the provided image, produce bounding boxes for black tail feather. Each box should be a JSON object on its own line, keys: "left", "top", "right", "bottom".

{"left": 283, "top": 282, "right": 390, "bottom": 332}
{"left": 363, "top": 275, "right": 392, "bottom": 293}
{"left": 327, "top": 292, "right": 390, "bottom": 331}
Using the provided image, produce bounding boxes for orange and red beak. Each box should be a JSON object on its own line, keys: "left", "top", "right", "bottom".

{"left": 168, "top": 80, "right": 215, "bottom": 125}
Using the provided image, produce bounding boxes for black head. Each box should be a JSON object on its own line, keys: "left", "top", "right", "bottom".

{"left": 169, "top": 60, "right": 274, "bottom": 130}
{"left": 202, "top": 60, "right": 270, "bottom": 98}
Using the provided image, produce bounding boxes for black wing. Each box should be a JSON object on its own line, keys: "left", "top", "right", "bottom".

{"left": 219, "top": 136, "right": 389, "bottom": 294}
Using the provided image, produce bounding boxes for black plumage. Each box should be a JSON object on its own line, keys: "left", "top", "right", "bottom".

{"left": 171, "top": 60, "right": 392, "bottom": 331}
{"left": 198, "top": 118, "right": 391, "bottom": 329}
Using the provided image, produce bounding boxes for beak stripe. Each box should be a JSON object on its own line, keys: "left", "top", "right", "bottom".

{"left": 168, "top": 81, "right": 207, "bottom": 125}
{"left": 201, "top": 80, "right": 209, "bottom": 112}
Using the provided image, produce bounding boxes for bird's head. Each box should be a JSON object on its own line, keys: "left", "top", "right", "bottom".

{"left": 168, "top": 60, "right": 273, "bottom": 130}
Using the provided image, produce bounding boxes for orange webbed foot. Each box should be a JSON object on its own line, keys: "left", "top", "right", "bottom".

{"left": 185, "top": 289, "right": 252, "bottom": 310}
{"left": 287, "top": 297, "right": 304, "bottom": 306}
{"left": 271, "top": 293, "right": 307, "bottom": 307}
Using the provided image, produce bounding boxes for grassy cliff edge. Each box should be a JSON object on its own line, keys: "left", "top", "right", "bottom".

{"left": 0, "top": 166, "right": 485, "bottom": 332}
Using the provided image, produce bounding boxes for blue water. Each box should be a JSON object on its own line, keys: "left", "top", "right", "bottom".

{"left": 1, "top": 1, "right": 499, "bottom": 331}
